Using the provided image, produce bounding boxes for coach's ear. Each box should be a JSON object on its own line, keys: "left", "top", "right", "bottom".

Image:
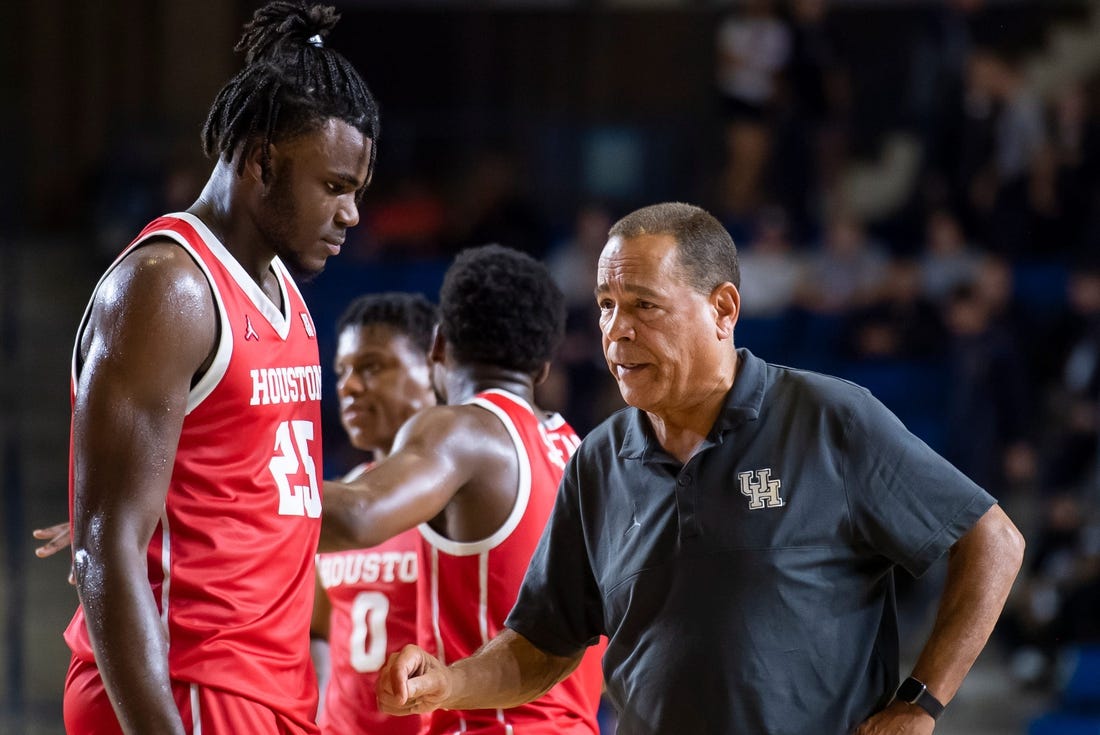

{"left": 712, "top": 281, "right": 740, "bottom": 341}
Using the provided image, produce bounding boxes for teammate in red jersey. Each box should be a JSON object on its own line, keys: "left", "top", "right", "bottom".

{"left": 57, "top": 3, "right": 378, "bottom": 733}
{"left": 322, "top": 244, "right": 605, "bottom": 735}
{"left": 313, "top": 293, "right": 436, "bottom": 735}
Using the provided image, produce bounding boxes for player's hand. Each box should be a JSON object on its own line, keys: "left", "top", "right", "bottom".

{"left": 377, "top": 645, "right": 452, "bottom": 715}
{"left": 32, "top": 521, "right": 75, "bottom": 584}
{"left": 33, "top": 521, "right": 72, "bottom": 558}
{"left": 853, "top": 701, "right": 935, "bottom": 734}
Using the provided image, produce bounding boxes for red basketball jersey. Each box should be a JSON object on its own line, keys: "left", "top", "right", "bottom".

{"left": 65, "top": 213, "right": 324, "bottom": 732}
{"left": 316, "top": 463, "right": 425, "bottom": 735}
{"left": 418, "top": 389, "right": 604, "bottom": 735}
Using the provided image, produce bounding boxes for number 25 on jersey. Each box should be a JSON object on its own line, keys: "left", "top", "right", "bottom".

{"left": 269, "top": 420, "right": 322, "bottom": 517}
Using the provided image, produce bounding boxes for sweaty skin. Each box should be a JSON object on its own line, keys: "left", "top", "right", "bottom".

{"left": 66, "top": 120, "right": 372, "bottom": 735}
{"left": 318, "top": 355, "right": 539, "bottom": 552}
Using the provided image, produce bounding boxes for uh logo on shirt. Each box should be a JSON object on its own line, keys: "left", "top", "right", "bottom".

{"left": 738, "top": 468, "right": 785, "bottom": 510}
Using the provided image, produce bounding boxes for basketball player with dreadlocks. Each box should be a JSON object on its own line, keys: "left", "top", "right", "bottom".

{"left": 60, "top": 3, "right": 379, "bottom": 733}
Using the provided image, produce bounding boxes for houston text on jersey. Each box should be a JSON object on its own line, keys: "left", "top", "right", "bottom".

{"left": 317, "top": 551, "right": 418, "bottom": 588}
{"left": 249, "top": 365, "right": 323, "bottom": 406}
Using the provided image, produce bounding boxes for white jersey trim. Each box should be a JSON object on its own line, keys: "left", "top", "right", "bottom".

{"left": 172, "top": 212, "right": 293, "bottom": 341}
{"left": 479, "top": 553, "right": 512, "bottom": 730}
{"left": 542, "top": 411, "right": 566, "bottom": 431}
{"left": 190, "top": 683, "right": 203, "bottom": 734}
{"left": 430, "top": 547, "right": 445, "bottom": 665}
{"left": 137, "top": 226, "right": 232, "bottom": 414}
{"left": 417, "top": 390, "right": 533, "bottom": 557}
{"left": 478, "top": 552, "right": 490, "bottom": 645}
{"left": 160, "top": 506, "right": 172, "bottom": 636}
{"left": 70, "top": 218, "right": 235, "bottom": 415}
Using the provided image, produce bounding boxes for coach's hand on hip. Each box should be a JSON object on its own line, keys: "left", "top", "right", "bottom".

{"left": 853, "top": 701, "right": 936, "bottom": 734}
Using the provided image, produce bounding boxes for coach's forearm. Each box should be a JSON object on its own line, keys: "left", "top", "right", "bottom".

{"left": 445, "top": 628, "right": 583, "bottom": 711}
{"left": 908, "top": 504, "right": 1025, "bottom": 704}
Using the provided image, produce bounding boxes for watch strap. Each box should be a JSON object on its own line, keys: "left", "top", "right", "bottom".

{"left": 895, "top": 676, "right": 945, "bottom": 720}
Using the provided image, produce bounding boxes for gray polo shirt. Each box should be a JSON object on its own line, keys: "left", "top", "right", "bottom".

{"left": 506, "top": 348, "right": 995, "bottom": 735}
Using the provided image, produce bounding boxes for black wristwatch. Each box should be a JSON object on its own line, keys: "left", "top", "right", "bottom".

{"left": 894, "top": 676, "right": 945, "bottom": 720}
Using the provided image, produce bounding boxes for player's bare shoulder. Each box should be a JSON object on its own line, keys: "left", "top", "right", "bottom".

{"left": 392, "top": 401, "right": 513, "bottom": 460}
{"left": 80, "top": 237, "right": 216, "bottom": 373}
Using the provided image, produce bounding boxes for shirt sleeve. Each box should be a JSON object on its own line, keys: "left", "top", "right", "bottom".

{"left": 844, "top": 388, "right": 996, "bottom": 578}
{"left": 505, "top": 455, "right": 604, "bottom": 657}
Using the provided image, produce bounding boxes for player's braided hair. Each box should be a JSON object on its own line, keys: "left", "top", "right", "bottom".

{"left": 337, "top": 292, "right": 438, "bottom": 354}
{"left": 201, "top": 1, "right": 380, "bottom": 182}
{"left": 439, "top": 245, "right": 565, "bottom": 375}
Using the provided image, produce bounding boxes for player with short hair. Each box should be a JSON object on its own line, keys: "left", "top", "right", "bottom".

{"left": 322, "top": 244, "right": 606, "bottom": 735}
{"left": 313, "top": 292, "right": 437, "bottom": 735}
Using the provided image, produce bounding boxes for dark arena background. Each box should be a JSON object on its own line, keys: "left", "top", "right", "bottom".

{"left": 3, "top": 1, "right": 1100, "bottom": 733}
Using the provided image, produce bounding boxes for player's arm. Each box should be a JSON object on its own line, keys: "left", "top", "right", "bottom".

{"left": 854, "top": 504, "right": 1024, "bottom": 734}
{"left": 72, "top": 244, "right": 216, "bottom": 735}
{"left": 319, "top": 406, "right": 486, "bottom": 550}
{"left": 377, "top": 628, "right": 583, "bottom": 716}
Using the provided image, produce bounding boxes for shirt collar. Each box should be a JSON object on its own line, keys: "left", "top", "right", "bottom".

{"left": 618, "top": 347, "right": 766, "bottom": 459}
{"left": 712, "top": 347, "right": 766, "bottom": 433}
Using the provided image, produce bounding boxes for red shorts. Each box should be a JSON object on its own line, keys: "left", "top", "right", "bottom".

{"left": 64, "top": 654, "right": 319, "bottom": 734}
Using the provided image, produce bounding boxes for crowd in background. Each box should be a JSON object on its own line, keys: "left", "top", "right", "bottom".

{"left": 702, "top": 1, "right": 1100, "bottom": 703}
{"left": 76, "top": 0, "right": 1100, "bottom": 720}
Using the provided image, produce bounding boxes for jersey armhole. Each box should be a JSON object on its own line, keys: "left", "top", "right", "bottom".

{"left": 417, "top": 397, "right": 533, "bottom": 556}
{"left": 72, "top": 234, "right": 232, "bottom": 414}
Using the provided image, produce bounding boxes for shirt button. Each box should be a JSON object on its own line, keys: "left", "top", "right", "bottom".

{"left": 678, "top": 475, "right": 691, "bottom": 486}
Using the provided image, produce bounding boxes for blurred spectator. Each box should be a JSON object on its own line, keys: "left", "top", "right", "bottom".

{"left": 90, "top": 134, "right": 204, "bottom": 266}
{"left": 926, "top": 39, "right": 999, "bottom": 233}
{"left": 350, "top": 172, "right": 446, "bottom": 262}
{"left": 942, "top": 280, "right": 1036, "bottom": 498}
{"left": 714, "top": 0, "right": 791, "bottom": 219}
{"left": 909, "top": 0, "right": 986, "bottom": 134}
{"left": 547, "top": 202, "right": 613, "bottom": 316}
{"left": 798, "top": 209, "right": 889, "bottom": 315}
{"left": 545, "top": 202, "right": 622, "bottom": 436}
{"left": 1003, "top": 493, "right": 1100, "bottom": 688}
{"left": 841, "top": 257, "right": 945, "bottom": 362}
{"left": 919, "top": 207, "right": 982, "bottom": 301}
{"left": 1033, "top": 81, "right": 1100, "bottom": 260}
{"left": 440, "top": 150, "right": 550, "bottom": 259}
{"left": 773, "top": 0, "right": 850, "bottom": 238}
{"left": 966, "top": 49, "right": 1049, "bottom": 257}
{"left": 1038, "top": 264, "right": 1100, "bottom": 497}
{"left": 736, "top": 206, "right": 805, "bottom": 318}
{"left": 973, "top": 252, "right": 1022, "bottom": 327}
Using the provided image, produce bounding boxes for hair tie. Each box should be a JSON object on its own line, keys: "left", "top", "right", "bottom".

{"left": 308, "top": 34, "right": 323, "bottom": 48}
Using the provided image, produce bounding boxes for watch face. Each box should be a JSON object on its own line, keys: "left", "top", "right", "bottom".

{"left": 897, "top": 677, "right": 944, "bottom": 719}
{"left": 897, "top": 678, "right": 924, "bottom": 702}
